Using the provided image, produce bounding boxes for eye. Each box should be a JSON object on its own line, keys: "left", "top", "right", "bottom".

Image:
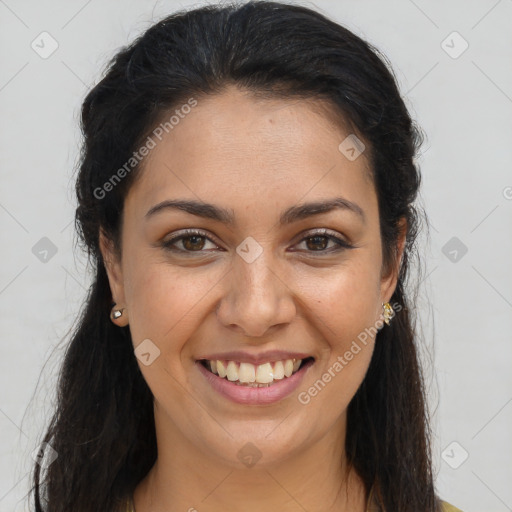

{"left": 161, "top": 228, "right": 354, "bottom": 255}
{"left": 292, "top": 228, "right": 354, "bottom": 254}
{"left": 161, "top": 229, "right": 221, "bottom": 254}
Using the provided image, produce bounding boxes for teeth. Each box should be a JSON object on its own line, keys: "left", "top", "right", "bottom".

{"left": 273, "top": 360, "right": 285, "bottom": 380}
{"left": 217, "top": 360, "right": 227, "bottom": 378}
{"left": 204, "top": 358, "right": 308, "bottom": 385}
{"left": 239, "top": 362, "right": 256, "bottom": 383}
{"left": 284, "top": 359, "right": 294, "bottom": 377}
{"left": 255, "top": 362, "right": 274, "bottom": 383}
{"left": 226, "top": 361, "right": 238, "bottom": 382}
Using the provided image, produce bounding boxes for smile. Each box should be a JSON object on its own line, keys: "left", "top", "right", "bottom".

{"left": 199, "top": 358, "right": 314, "bottom": 386}
{"left": 196, "top": 357, "right": 315, "bottom": 405}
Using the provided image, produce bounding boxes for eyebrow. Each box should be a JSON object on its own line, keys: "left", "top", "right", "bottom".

{"left": 145, "top": 197, "right": 366, "bottom": 225}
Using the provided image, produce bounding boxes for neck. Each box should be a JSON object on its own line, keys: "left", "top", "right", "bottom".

{"left": 132, "top": 406, "right": 368, "bottom": 512}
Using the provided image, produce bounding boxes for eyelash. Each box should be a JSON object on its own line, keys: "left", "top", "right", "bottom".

{"left": 161, "top": 228, "right": 354, "bottom": 255}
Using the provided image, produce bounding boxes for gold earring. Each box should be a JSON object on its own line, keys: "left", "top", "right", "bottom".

{"left": 382, "top": 302, "right": 394, "bottom": 326}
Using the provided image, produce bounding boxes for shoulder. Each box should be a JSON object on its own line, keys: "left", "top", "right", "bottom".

{"left": 440, "top": 500, "right": 464, "bottom": 512}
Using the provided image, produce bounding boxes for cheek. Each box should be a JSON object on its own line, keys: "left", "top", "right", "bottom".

{"left": 126, "top": 268, "right": 188, "bottom": 339}
{"left": 294, "top": 255, "right": 381, "bottom": 400}
{"left": 299, "top": 256, "right": 382, "bottom": 334}
{"left": 121, "top": 259, "right": 212, "bottom": 394}
{"left": 121, "top": 249, "right": 224, "bottom": 353}
{"left": 299, "top": 268, "right": 379, "bottom": 408}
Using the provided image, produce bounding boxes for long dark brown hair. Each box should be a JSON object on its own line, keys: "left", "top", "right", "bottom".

{"left": 29, "top": 1, "right": 440, "bottom": 510}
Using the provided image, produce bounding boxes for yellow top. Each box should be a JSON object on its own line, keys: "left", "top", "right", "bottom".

{"left": 366, "top": 484, "right": 463, "bottom": 512}
{"left": 440, "top": 503, "right": 463, "bottom": 512}
{"left": 124, "top": 486, "right": 463, "bottom": 511}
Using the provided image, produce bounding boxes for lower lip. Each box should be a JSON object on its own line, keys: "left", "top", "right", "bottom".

{"left": 196, "top": 359, "right": 314, "bottom": 405}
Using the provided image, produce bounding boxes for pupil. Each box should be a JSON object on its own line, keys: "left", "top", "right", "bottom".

{"left": 184, "top": 235, "right": 204, "bottom": 251}
{"left": 306, "top": 235, "right": 327, "bottom": 251}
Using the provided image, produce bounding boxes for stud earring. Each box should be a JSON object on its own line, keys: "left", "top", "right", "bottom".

{"left": 382, "top": 302, "right": 394, "bottom": 326}
{"left": 110, "top": 304, "right": 125, "bottom": 322}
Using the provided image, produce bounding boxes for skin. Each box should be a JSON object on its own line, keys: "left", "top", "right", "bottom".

{"left": 100, "top": 84, "right": 406, "bottom": 512}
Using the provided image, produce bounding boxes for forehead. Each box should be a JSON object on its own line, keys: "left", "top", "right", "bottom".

{"left": 125, "top": 85, "right": 376, "bottom": 224}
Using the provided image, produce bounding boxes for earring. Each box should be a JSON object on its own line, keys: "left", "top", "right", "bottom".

{"left": 110, "top": 304, "right": 125, "bottom": 321}
{"left": 382, "top": 302, "right": 394, "bottom": 326}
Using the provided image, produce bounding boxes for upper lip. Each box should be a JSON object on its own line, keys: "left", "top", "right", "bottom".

{"left": 196, "top": 350, "right": 314, "bottom": 365}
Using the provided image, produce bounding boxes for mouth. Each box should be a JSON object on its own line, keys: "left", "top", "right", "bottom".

{"left": 198, "top": 357, "right": 315, "bottom": 387}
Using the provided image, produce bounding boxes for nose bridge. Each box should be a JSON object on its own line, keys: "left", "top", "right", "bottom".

{"left": 217, "top": 241, "right": 295, "bottom": 337}
{"left": 237, "top": 248, "right": 278, "bottom": 299}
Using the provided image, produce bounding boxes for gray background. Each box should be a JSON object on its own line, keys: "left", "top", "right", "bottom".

{"left": 1, "top": 0, "right": 511, "bottom": 511}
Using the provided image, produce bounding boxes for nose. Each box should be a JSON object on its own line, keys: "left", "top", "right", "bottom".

{"left": 215, "top": 249, "right": 297, "bottom": 338}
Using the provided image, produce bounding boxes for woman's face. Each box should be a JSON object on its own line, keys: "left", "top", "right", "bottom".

{"left": 102, "top": 85, "right": 403, "bottom": 469}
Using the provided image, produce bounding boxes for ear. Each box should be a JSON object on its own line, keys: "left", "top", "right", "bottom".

{"left": 379, "top": 217, "right": 407, "bottom": 304}
{"left": 99, "top": 229, "right": 128, "bottom": 325}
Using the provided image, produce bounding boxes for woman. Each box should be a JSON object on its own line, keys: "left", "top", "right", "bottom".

{"left": 30, "top": 2, "right": 463, "bottom": 511}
